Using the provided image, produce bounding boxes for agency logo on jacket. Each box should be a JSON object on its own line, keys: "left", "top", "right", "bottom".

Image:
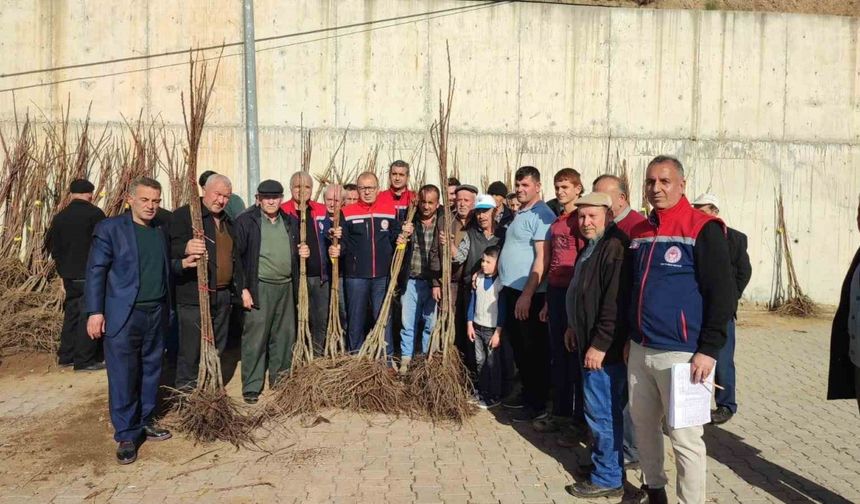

{"left": 628, "top": 196, "right": 725, "bottom": 354}
{"left": 341, "top": 199, "right": 400, "bottom": 278}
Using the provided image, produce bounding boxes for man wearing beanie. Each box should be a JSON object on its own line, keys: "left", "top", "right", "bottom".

{"left": 45, "top": 179, "right": 106, "bottom": 370}
{"left": 487, "top": 181, "right": 513, "bottom": 228}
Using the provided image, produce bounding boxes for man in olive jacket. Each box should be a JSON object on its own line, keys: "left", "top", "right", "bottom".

{"left": 563, "top": 192, "right": 631, "bottom": 499}
{"left": 828, "top": 196, "right": 860, "bottom": 413}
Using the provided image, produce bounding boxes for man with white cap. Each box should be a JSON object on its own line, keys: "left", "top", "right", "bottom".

{"left": 563, "top": 191, "right": 631, "bottom": 498}
{"left": 692, "top": 193, "right": 751, "bottom": 424}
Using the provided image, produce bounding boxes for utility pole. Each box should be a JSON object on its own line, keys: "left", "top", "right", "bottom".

{"left": 242, "top": 0, "right": 260, "bottom": 201}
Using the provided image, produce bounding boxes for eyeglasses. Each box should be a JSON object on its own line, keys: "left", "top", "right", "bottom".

{"left": 357, "top": 186, "right": 378, "bottom": 192}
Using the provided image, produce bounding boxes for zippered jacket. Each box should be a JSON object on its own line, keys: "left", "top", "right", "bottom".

{"left": 628, "top": 196, "right": 735, "bottom": 358}
{"left": 281, "top": 199, "right": 331, "bottom": 282}
{"left": 378, "top": 188, "right": 415, "bottom": 222}
{"left": 340, "top": 198, "right": 401, "bottom": 279}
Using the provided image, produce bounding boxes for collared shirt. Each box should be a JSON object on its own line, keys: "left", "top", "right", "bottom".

{"left": 409, "top": 216, "right": 437, "bottom": 278}
{"left": 849, "top": 266, "right": 860, "bottom": 367}
{"left": 498, "top": 201, "right": 555, "bottom": 291}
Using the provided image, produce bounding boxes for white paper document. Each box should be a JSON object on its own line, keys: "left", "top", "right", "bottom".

{"left": 668, "top": 363, "right": 716, "bottom": 429}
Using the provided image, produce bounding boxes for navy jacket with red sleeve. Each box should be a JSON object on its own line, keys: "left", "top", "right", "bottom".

{"left": 340, "top": 198, "right": 401, "bottom": 279}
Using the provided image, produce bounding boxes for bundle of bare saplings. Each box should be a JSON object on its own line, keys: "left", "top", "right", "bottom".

{"left": 0, "top": 102, "right": 187, "bottom": 356}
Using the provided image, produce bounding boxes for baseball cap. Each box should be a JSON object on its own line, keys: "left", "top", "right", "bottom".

{"left": 691, "top": 193, "right": 720, "bottom": 209}
{"left": 475, "top": 194, "right": 496, "bottom": 210}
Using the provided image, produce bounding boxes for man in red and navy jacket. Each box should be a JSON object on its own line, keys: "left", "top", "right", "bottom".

{"left": 281, "top": 171, "right": 331, "bottom": 356}
{"left": 330, "top": 172, "right": 411, "bottom": 354}
{"left": 377, "top": 160, "right": 415, "bottom": 222}
{"left": 626, "top": 156, "right": 735, "bottom": 504}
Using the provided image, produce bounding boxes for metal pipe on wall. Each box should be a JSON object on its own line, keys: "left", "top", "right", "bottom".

{"left": 242, "top": 0, "right": 260, "bottom": 201}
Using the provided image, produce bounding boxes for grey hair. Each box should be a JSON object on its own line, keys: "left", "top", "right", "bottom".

{"left": 324, "top": 183, "right": 343, "bottom": 199}
{"left": 204, "top": 173, "right": 232, "bottom": 190}
{"left": 129, "top": 176, "right": 161, "bottom": 194}
{"left": 592, "top": 174, "right": 630, "bottom": 197}
{"left": 647, "top": 155, "right": 684, "bottom": 177}
{"left": 290, "top": 171, "right": 313, "bottom": 188}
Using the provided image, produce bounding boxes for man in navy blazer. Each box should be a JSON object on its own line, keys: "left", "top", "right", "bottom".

{"left": 85, "top": 177, "right": 198, "bottom": 464}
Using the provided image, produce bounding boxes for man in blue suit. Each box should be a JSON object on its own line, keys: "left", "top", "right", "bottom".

{"left": 85, "top": 177, "right": 198, "bottom": 464}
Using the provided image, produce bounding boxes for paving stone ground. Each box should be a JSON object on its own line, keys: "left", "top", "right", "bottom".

{"left": 0, "top": 309, "right": 858, "bottom": 503}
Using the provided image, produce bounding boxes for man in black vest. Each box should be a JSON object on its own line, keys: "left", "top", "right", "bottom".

{"left": 45, "top": 179, "right": 106, "bottom": 370}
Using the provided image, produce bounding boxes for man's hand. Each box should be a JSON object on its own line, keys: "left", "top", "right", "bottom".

{"left": 538, "top": 302, "right": 548, "bottom": 322}
{"left": 401, "top": 222, "right": 414, "bottom": 237}
{"left": 298, "top": 243, "right": 311, "bottom": 258}
{"left": 584, "top": 346, "right": 606, "bottom": 370}
{"left": 241, "top": 289, "right": 254, "bottom": 310}
{"left": 467, "top": 322, "right": 476, "bottom": 342}
{"left": 396, "top": 235, "right": 408, "bottom": 246}
{"left": 328, "top": 244, "right": 340, "bottom": 258}
{"left": 690, "top": 352, "right": 716, "bottom": 384}
{"left": 471, "top": 272, "right": 478, "bottom": 290}
{"left": 564, "top": 327, "right": 576, "bottom": 352}
{"left": 489, "top": 330, "right": 501, "bottom": 349}
{"left": 181, "top": 254, "right": 202, "bottom": 269}
{"left": 87, "top": 314, "right": 105, "bottom": 340}
{"left": 514, "top": 292, "right": 532, "bottom": 320}
{"left": 432, "top": 286, "right": 442, "bottom": 302}
{"left": 329, "top": 226, "right": 342, "bottom": 240}
{"left": 185, "top": 238, "right": 206, "bottom": 256}
{"left": 438, "top": 231, "right": 448, "bottom": 246}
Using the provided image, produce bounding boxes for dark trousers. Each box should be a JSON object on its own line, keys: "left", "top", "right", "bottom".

{"left": 715, "top": 318, "right": 737, "bottom": 413}
{"left": 175, "top": 289, "right": 232, "bottom": 390}
{"left": 454, "top": 281, "right": 477, "bottom": 377}
{"left": 59, "top": 278, "right": 102, "bottom": 368}
{"left": 547, "top": 285, "right": 584, "bottom": 420}
{"left": 474, "top": 324, "right": 502, "bottom": 401}
{"left": 502, "top": 287, "right": 550, "bottom": 411}
{"left": 103, "top": 303, "right": 166, "bottom": 442}
{"left": 307, "top": 276, "right": 330, "bottom": 356}
{"left": 344, "top": 277, "right": 390, "bottom": 354}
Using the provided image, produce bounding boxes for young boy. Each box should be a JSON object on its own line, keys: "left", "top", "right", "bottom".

{"left": 467, "top": 246, "right": 506, "bottom": 409}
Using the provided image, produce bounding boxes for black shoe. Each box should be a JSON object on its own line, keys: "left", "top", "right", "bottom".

{"left": 642, "top": 484, "right": 668, "bottom": 504}
{"left": 244, "top": 394, "right": 259, "bottom": 405}
{"left": 710, "top": 406, "right": 734, "bottom": 425}
{"left": 502, "top": 394, "right": 524, "bottom": 409}
{"left": 511, "top": 407, "right": 548, "bottom": 423}
{"left": 565, "top": 481, "right": 623, "bottom": 498}
{"left": 74, "top": 362, "right": 106, "bottom": 372}
{"left": 116, "top": 441, "right": 137, "bottom": 465}
{"left": 143, "top": 425, "right": 172, "bottom": 441}
{"left": 58, "top": 360, "right": 73, "bottom": 367}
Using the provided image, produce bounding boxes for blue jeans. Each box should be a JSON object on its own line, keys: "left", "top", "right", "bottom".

{"left": 547, "top": 286, "right": 584, "bottom": 420}
{"left": 103, "top": 303, "right": 166, "bottom": 442}
{"left": 715, "top": 318, "right": 737, "bottom": 413}
{"left": 345, "top": 277, "right": 391, "bottom": 354}
{"left": 582, "top": 362, "right": 626, "bottom": 489}
{"left": 399, "top": 278, "right": 437, "bottom": 357}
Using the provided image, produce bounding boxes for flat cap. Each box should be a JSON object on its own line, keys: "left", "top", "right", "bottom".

{"left": 576, "top": 192, "right": 612, "bottom": 208}
{"left": 454, "top": 184, "right": 479, "bottom": 195}
{"left": 69, "top": 179, "right": 95, "bottom": 194}
{"left": 486, "top": 181, "right": 508, "bottom": 198}
{"left": 257, "top": 179, "right": 284, "bottom": 195}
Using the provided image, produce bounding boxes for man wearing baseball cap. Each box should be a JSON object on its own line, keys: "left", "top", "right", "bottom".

{"left": 233, "top": 180, "right": 308, "bottom": 404}
{"left": 692, "top": 193, "right": 751, "bottom": 425}
{"left": 563, "top": 192, "right": 631, "bottom": 498}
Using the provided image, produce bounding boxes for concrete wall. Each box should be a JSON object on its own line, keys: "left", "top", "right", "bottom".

{"left": 1, "top": 0, "right": 859, "bottom": 305}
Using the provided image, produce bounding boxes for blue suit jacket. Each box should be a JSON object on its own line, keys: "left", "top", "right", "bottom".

{"left": 85, "top": 213, "right": 176, "bottom": 338}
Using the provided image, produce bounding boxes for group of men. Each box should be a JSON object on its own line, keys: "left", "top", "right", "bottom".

{"left": 48, "top": 155, "right": 756, "bottom": 503}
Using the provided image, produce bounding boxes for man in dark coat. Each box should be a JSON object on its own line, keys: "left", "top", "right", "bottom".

{"left": 45, "top": 178, "right": 106, "bottom": 370}
{"left": 693, "top": 193, "right": 752, "bottom": 424}
{"left": 563, "top": 192, "right": 630, "bottom": 499}
{"left": 828, "top": 196, "right": 860, "bottom": 413}
{"left": 169, "top": 174, "right": 243, "bottom": 390}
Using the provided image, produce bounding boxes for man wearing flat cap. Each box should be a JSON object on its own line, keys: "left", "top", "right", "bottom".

{"left": 563, "top": 192, "right": 631, "bottom": 498}
{"left": 46, "top": 178, "right": 106, "bottom": 370}
{"left": 234, "top": 180, "right": 309, "bottom": 404}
